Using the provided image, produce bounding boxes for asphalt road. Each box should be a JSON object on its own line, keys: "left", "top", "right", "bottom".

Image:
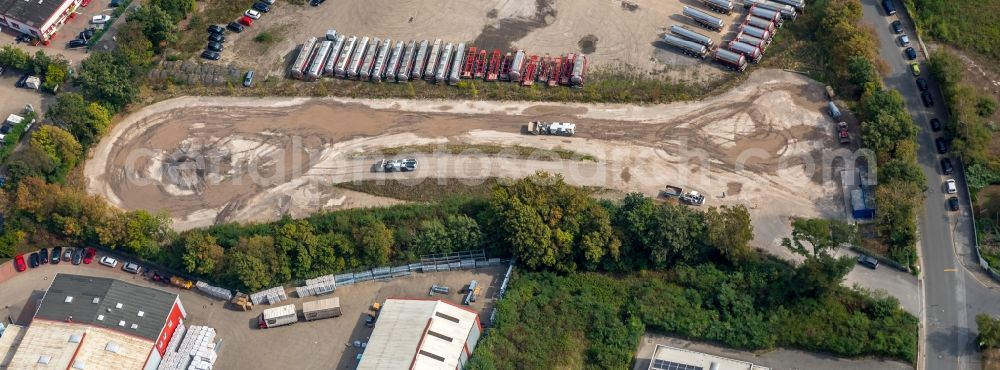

{"left": 859, "top": 1, "right": 1000, "bottom": 369}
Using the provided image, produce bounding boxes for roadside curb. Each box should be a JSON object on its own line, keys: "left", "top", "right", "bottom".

{"left": 915, "top": 238, "right": 927, "bottom": 370}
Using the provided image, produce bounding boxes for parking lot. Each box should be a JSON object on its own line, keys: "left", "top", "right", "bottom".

{"left": 0, "top": 0, "right": 116, "bottom": 66}
{"left": 0, "top": 256, "right": 505, "bottom": 370}
{"left": 0, "top": 73, "right": 44, "bottom": 121}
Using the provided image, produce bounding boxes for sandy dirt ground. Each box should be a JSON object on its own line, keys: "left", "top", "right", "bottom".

{"left": 223, "top": 0, "right": 728, "bottom": 83}
{"left": 85, "top": 69, "right": 850, "bottom": 260}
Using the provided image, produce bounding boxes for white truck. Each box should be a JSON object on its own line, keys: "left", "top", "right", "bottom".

{"left": 374, "top": 158, "right": 416, "bottom": 172}
{"left": 258, "top": 304, "right": 297, "bottom": 329}
{"left": 526, "top": 121, "right": 575, "bottom": 136}
{"left": 302, "top": 297, "right": 342, "bottom": 321}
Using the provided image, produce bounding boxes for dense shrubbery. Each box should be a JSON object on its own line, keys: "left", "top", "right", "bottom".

{"left": 903, "top": 0, "right": 1000, "bottom": 62}
{"left": 469, "top": 267, "right": 918, "bottom": 369}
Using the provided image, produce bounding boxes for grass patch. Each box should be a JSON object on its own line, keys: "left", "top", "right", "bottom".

{"left": 352, "top": 144, "right": 596, "bottom": 162}
{"left": 334, "top": 178, "right": 500, "bottom": 202}
{"left": 252, "top": 25, "right": 291, "bottom": 53}
{"left": 903, "top": 0, "right": 1000, "bottom": 68}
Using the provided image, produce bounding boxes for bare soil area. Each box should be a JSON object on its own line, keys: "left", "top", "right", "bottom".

{"left": 221, "top": 0, "right": 727, "bottom": 83}
{"left": 86, "top": 69, "right": 847, "bottom": 259}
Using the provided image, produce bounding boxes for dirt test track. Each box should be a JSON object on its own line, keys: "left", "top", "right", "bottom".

{"left": 84, "top": 69, "right": 848, "bottom": 259}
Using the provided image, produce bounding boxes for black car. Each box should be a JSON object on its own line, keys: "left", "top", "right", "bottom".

{"left": 905, "top": 47, "right": 917, "bottom": 60}
{"left": 858, "top": 255, "right": 879, "bottom": 269}
{"left": 15, "top": 73, "right": 29, "bottom": 88}
{"left": 72, "top": 248, "right": 83, "bottom": 265}
{"left": 882, "top": 0, "right": 896, "bottom": 15}
{"left": 935, "top": 137, "right": 948, "bottom": 154}
{"left": 941, "top": 158, "right": 954, "bottom": 175}
{"left": 110, "top": 0, "right": 124, "bottom": 7}
{"left": 29, "top": 252, "right": 40, "bottom": 268}
{"left": 921, "top": 91, "right": 934, "bottom": 107}
{"left": 39, "top": 248, "right": 49, "bottom": 264}
{"left": 206, "top": 42, "right": 224, "bottom": 52}
{"left": 310, "top": 0, "right": 326, "bottom": 5}
{"left": 208, "top": 33, "right": 226, "bottom": 43}
{"left": 891, "top": 20, "right": 903, "bottom": 34}
{"left": 948, "top": 197, "right": 960, "bottom": 212}
{"left": 67, "top": 39, "right": 88, "bottom": 49}
{"left": 227, "top": 22, "right": 245, "bottom": 33}
{"left": 78, "top": 27, "right": 96, "bottom": 40}
{"left": 916, "top": 78, "right": 928, "bottom": 91}
{"left": 252, "top": 2, "right": 271, "bottom": 12}
{"left": 930, "top": 118, "right": 942, "bottom": 131}
{"left": 207, "top": 25, "right": 225, "bottom": 34}
{"left": 51, "top": 246, "right": 62, "bottom": 264}
{"left": 201, "top": 50, "right": 221, "bottom": 60}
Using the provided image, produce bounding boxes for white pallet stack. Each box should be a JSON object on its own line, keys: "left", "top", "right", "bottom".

{"left": 296, "top": 274, "right": 337, "bottom": 298}
{"left": 249, "top": 286, "right": 288, "bottom": 305}
{"left": 157, "top": 325, "right": 219, "bottom": 370}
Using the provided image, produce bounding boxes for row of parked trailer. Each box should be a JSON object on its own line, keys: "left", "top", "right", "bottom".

{"left": 289, "top": 30, "right": 589, "bottom": 87}
{"left": 663, "top": 0, "right": 804, "bottom": 72}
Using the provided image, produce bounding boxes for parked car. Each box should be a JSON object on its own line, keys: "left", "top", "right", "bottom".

{"left": 67, "top": 39, "right": 88, "bottom": 49}
{"left": 930, "top": 118, "right": 942, "bottom": 131}
{"left": 122, "top": 261, "right": 141, "bottom": 274}
{"left": 110, "top": 0, "right": 124, "bottom": 7}
{"left": 39, "top": 248, "right": 49, "bottom": 264}
{"left": 310, "top": 0, "right": 326, "bottom": 5}
{"left": 83, "top": 247, "right": 97, "bottom": 264}
{"left": 81, "top": 0, "right": 92, "bottom": 6}
{"left": 252, "top": 2, "right": 271, "bottom": 12}
{"left": 948, "top": 197, "right": 960, "bottom": 212}
{"left": 91, "top": 15, "right": 111, "bottom": 24}
{"left": 14, "top": 254, "right": 27, "bottom": 272}
{"left": 207, "top": 42, "right": 224, "bottom": 52}
{"left": 245, "top": 9, "right": 261, "bottom": 19}
{"left": 227, "top": 22, "right": 245, "bottom": 33}
{"left": 941, "top": 158, "right": 954, "bottom": 175}
{"left": 79, "top": 27, "right": 96, "bottom": 40}
{"left": 921, "top": 91, "right": 934, "bottom": 107}
{"left": 882, "top": 0, "right": 896, "bottom": 15}
{"left": 29, "top": 253, "right": 40, "bottom": 268}
{"left": 905, "top": 47, "right": 917, "bottom": 60}
{"left": 857, "top": 255, "right": 879, "bottom": 269}
{"left": 935, "top": 137, "right": 948, "bottom": 154}
{"left": 208, "top": 33, "right": 226, "bottom": 43}
{"left": 51, "top": 246, "right": 62, "bottom": 264}
{"left": 201, "top": 50, "right": 220, "bottom": 60}
{"left": 243, "top": 70, "right": 255, "bottom": 87}
{"left": 910, "top": 63, "right": 921, "bottom": 76}
{"left": 916, "top": 78, "right": 928, "bottom": 91}
{"left": 99, "top": 256, "right": 118, "bottom": 268}
{"left": 207, "top": 24, "right": 225, "bottom": 34}
{"left": 15, "top": 73, "right": 29, "bottom": 88}
{"left": 891, "top": 20, "right": 903, "bottom": 34}
{"left": 260, "top": 0, "right": 275, "bottom": 4}
{"left": 899, "top": 35, "right": 910, "bottom": 46}
{"left": 238, "top": 16, "right": 254, "bottom": 27}
{"left": 946, "top": 179, "right": 957, "bottom": 194}
{"left": 72, "top": 248, "right": 83, "bottom": 265}
{"left": 62, "top": 247, "right": 73, "bottom": 262}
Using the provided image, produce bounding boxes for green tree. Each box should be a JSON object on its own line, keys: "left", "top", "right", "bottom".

{"left": 181, "top": 230, "right": 224, "bottom": 275}
{"left": 0, "top": 45, "right": 31, "bottom": 70}
{"left": 704, "top": 205, "right": 754, "bottom": 263}
{"left": 98, "top": 210, "right": 172, "bottom": 259}
{"left": 117, "top": 21, "right": 155, "bottom": 67}
{"left": 227, "top": 251, "right": 270, "bottom": 291}
{"left": 76, "top": 51, "right": 139, "bottom": 110}
{"left": 42, "top": 62, "right": 67, "bottom": 92}
{"left": 355, "top": 218, "right": 393, "bottom": 266}
{"left": 29, "top": 125, "right": 82, "bottom": 182}
{"left": 977, "top": 313, "right": 1000, "bottom": 348}
{"left": 414, "top": 219, "right": 452, "bottom": 255}
{"left": 47, "top": 93, "right": 114, "bottom": 148}
{"left": 127, "top": 5, "right": 177, "bottom": 53}
{"left": 150, "top": 0, "right": 195, "bottom": 22}
{"left": 614, "top": 193, "right": 704, "bottom": 268}
{"left": 444, "top": 214, "right": 483, "bottom": 251}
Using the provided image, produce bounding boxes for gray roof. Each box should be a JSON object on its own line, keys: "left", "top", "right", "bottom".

{"left": 35, "top": 274, "right": 178, "bottom": 341}
{"left": 0, "top": 0, "right": 67, "bottom": 28}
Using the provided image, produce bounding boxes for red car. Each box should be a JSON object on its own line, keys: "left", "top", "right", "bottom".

{"left": 14, "top": 254, "right": 27, "bottom": 272}
{"left": 83, "top": 247, "right": 97, "bottom": 264}
{"left": 239, "top": 16, "right": 253, "bottom": 26}
{"left": 81, "top": 0, "right": 91, "bottom": 6}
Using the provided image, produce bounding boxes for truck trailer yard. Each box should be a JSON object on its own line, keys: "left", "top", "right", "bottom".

{"left": 0, "top": 262, "right": 505, "bottom": 370}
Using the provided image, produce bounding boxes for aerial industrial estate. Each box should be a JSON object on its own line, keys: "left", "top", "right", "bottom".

{"left": 0, "top": 0, "right": 998, "bottom": 369}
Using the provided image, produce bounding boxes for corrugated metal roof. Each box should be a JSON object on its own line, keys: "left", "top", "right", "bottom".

{"left": 34, "top": 274, "right": 177, "bottom": 341}
{"left": 358, "top": 299, "right": 478, "bottom": 370}
{"left": 0, "top": 0, "right": 69, "bottom": 28}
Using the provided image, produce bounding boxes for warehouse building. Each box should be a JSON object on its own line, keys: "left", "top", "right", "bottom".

{"left": 647, "top": 345, "right": 770, "bottom": 370}
{"left": 358, "top": 298, "right": 482, "bottom": 370}
{"left": 2, "top": 274, "right": 187, "bottom": 370}
{"left": 0, "top": 0, "right": 81, "bottom": 41}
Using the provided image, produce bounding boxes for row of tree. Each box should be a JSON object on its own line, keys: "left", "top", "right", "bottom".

{"left": 814, "top": 0, "right": 924, "bottom": 269}
{"left": 0, "top": 46, "right": 70, "bottom": 93}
